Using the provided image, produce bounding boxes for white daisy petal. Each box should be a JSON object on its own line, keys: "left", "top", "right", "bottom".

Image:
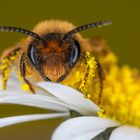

{"left": 109, "top": 125, "right": 140, "bottom": 140}
{"left": 52, "top": 116, "right": 119, "bottom": 140}
{"left": 37, "top": 82, "right": 99, "bottom": 115}
{"left": 0, "top": 93, "right": 71, "bottom": 112}
{"left": 0, "top": 76, "right": 26, "bottom": 94}
{"left": 0, "top": 90, "right": 24, "bottom": 94}
{"left": 0, "top": 112, "right": 69, "bottom": 128}
{"left": 1, "top": 73, "right": 55, "bottom": 97}
{"left": 36, "top": 86, "right": 56, "bottom": 97}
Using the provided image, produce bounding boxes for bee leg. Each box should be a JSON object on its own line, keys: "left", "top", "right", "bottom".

{"left": 1, "top": 67, "right": 10, "bottom": 90}
{"left": 96, "top": 60, "right": 105, "bottom": 105}
{"left": 20, "top": 53, "right": 35, "bottom": 93}
{"left": 0, "top": 47, "right": 20, "bottom": 89}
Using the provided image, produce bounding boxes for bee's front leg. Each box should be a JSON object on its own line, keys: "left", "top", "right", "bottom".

{"left": 20, "top": 53, "right": 35, "bottom": 93}
{"left": 0, "top": 47, "right": 20, "bottom": 89}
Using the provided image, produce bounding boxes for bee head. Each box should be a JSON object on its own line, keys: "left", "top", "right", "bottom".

{"left": 27, "top": 32, "right": 81, "bottom": 82}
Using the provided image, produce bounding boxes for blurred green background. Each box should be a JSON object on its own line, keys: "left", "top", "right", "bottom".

{"left": 0, "top": 0, "right": 140, "bottom": 139}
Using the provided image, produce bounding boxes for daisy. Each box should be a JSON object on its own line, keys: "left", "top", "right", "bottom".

{"left": 51, "top": 65, "right": 140, "bottom": 140}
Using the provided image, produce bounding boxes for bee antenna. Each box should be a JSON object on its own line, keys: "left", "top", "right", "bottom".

{"left": 0, "top": 26, "right": 44, "bottom": 42}
{"left": 62, "top": 20, "right": 112, "bottom": 43}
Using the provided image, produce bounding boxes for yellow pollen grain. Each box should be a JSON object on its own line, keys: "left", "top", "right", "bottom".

{"left": 21, "top": 84, "right": 30, "bottom": 91}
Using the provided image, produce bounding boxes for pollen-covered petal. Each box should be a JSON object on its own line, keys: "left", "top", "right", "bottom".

{"left": 52, "top": 116, "right": 119, "bottom": 140}
{"left": 37, "top": 82, "right": 99, "bottom": 115}
{"left": 0, "top": 92, "right": 71, "bottom": 112}
{"left": 0, "top": 113, "right": 69, "bottom": 128}
{"left": 109, "top": 125, "right": 140, "bottom": 140}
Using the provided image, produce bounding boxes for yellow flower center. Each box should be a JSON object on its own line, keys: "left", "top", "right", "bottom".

{"left": 94, "top": 64, "right": 140, "bottom": 127}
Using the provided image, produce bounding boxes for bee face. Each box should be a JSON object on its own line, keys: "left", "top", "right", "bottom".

{"left": 27, "top": 32, "right": 81, "bottom": 82}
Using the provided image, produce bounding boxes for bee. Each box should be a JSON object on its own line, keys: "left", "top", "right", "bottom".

{"left": 0, "top": 20, "right": 111, "bottom": 98}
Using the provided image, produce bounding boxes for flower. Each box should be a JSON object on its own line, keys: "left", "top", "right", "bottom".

{"left": 51, "top": 64, "right": 140, "bottom": 140}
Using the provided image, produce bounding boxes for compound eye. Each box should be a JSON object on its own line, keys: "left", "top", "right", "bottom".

{"left": 27, "top": 44, "right": 36, "bottom": 66}
{"left": 70, "top": 40, "right": 81, "bottom": 67}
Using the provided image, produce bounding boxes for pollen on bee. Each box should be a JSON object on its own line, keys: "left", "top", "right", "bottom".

{"left": 21, "top": 83, "right": 30, "bottom": 91}
{"left": 79, "top": 52, "right": 97, "bottom": 99}
{"left": 87, "top": 94, "right": 92, "bottom": 99}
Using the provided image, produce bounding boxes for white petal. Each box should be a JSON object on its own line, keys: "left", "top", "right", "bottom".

{"left": 0, "top": 72, "right": 55, "bottom": 97}
{"left": 52, "top": 116, "right": 119, "bottom": 140}
{"left": 109, "top": 125, "right": 140, "bottom": 140}
{"left": 0, "top": 112, "right": 69, "bottom": 128}
{"left": 36, "top": 86, "right": 56, "bottom": 97}
{"left": 37, "top": 82, "right": 99, "bottom": 115}
{"left": 0, "top": 92, "right": 71, "bottom": 112}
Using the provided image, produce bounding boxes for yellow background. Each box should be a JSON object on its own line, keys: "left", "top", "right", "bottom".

{"left": 0, "top": 0, "right": 139, "bottom": 139}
